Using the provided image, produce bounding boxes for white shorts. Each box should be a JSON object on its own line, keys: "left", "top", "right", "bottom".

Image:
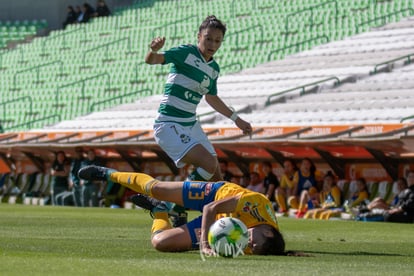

{"left": 153, "top": 121, "right": 216, "bottom": 168}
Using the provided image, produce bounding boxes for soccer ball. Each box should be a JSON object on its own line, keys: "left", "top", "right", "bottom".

{"left": 207, "top": 217, "right": 249, "bottom": 257}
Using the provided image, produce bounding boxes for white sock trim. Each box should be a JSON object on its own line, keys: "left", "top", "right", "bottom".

{"left": 196, "top": 167, "right": 214, "bottom": 181}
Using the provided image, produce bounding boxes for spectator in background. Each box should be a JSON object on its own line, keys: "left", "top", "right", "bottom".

{"left": 219, "top": 160, "right": 233, "bottom": 181}
{"left": 368, "top": 177, "right": 408, "bottom": 211}
{"left": 262, "top": 161, "right": 279, "bottom": 207}
{"left": 80, "top": 149, "right": 102, "bottom": 206}
{"left": 239, "top": 173, "right": 250, "bottom": 188}
{"left": 62, "top": 5, "right": 77, "bottom": 29}
{"left": 349, "top": 177, "right": 369, "bottom": 208}
{"left": 275, "top": 158, "right": 298, "bottom": 214}
{"left": 246, "top": 171, "right": 265, "bottom": 194}
{"left": 70, "top": 147, "right": 85, "bottom": 207}
{"left": 74, "top": 5, "right": 82, "bottom": 22}
{"left": 78, "top": 3, "right": 95, "bottom": 23}
{"left": 51, "top": 151, "right": 69, "bottom": 205}
{"left": 94, "top": 0, "right": 111, "bottom": 17}
{"left": 383, "top": 171, "right": 414, "bottom": 223}
{"left": 304, "top": 171, "right": 342, "bottom": 219}
{"left": 290, "top": 158, "right": 320, "bottom": 218}
{"left": 353, "top": 177, "right": 408, "bottom": 221}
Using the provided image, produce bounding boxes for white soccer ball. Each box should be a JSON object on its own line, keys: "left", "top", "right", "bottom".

{"left": 207, "top": 217, "right": 249, "bottom": 258}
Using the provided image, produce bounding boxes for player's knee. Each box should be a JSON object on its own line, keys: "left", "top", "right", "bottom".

{"left": 202, "top": 156, "right": 218, "bottom": 174}
{"left": 151, "top": 235, "right": 172, "bottom": 252}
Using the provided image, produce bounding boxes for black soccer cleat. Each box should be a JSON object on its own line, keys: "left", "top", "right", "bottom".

{"left": 78, "top": 165, "right": 114, "bottom": 181}
{"left": 129, "top": 193, "right": 161, "bottom": 213}
{"left": 130, "top": 193, "right": 188, "bottom": 227}
{"left": 170, "top": 211, "right": 188, "bottom": 228}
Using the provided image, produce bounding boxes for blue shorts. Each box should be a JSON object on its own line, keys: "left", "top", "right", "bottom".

{"left": 181, "top": 181, "right": 225, "bottom": 211}
{"left": 182, "top": 181, "right": 225, "bottom": 248}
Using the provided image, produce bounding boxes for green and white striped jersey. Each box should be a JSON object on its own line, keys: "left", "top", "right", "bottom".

{"left": 156, "top": 44, "right": 220, "bottom": 126}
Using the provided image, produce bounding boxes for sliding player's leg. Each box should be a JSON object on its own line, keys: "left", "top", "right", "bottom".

{"left": 78, "top": 165, "right": 184, "bottom": 205}
{"left": 131, "top": 193, "right": 200, "bottom": 252}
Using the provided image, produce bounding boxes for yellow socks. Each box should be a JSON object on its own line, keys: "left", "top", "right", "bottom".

{"left": 109, "top": 172, "right": 159, "bottom": 196}
{"left": 151, "top": 212, "right": 172, "bottom": 236}
{"left": 276, "top": 193, "right": 287, "bottom": 212}
{"left": 288, "top": 196, "right": 299, "bottom": 209}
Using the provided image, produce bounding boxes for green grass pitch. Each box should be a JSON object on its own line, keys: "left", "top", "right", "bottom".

{"left": 0, "top": 204, "right": 413, "bottom": 276}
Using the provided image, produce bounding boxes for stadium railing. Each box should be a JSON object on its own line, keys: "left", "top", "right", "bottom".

{"left": 265, "top": 76, "right": 341, "bottom": 106}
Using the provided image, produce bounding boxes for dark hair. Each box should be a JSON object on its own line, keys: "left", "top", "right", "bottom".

{"left": 283, "top": 158, "right": 298, "bottom": 171}
{"left": 324, "top": 170, "right": 336, "bottom": 180}
{"left": 262, "top": 227, "right": 285, "bottom": 255}
{"left": 55, "top": 151, "right": 67, "bottom": 164}
{"left": 302, "top": 157, "right": 316, "bottom": 177}
{"left": 397, "top": 177, "right": 408, "bottom": 188}
{"left": 356, "top": 177, "right": 369, "bottom": 195}
{"left": 198, "top": 15, "right": 226, "bottom": 36}
{"left": 357, "top": 177, "right": 366, "bottom": 186}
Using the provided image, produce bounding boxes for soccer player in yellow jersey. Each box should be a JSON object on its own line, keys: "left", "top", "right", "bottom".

{"left": 275, "top": 159, "right": 298, "bottom": 214}
{"left": 78, "top": 165, "right": 285, "bottom": 256}
{"left": 304, "top": 172, "right": 342, "bottom": 219}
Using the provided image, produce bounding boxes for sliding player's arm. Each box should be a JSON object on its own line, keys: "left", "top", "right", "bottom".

{"left": 200, "top": 195, "right": 241, "bottom": 254}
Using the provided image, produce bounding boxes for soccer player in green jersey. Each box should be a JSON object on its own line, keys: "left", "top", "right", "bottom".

{"left": 145, "top": 15, "right": 252, "bottom": 183}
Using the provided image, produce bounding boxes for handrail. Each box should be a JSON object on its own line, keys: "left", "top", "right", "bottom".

{"left": 285, "top": 0, "right": 338, "bottom": 40}
{"left": 41, "top": 26, "right": 87, "bottom": 56}
{"left": 400, "top": 115, "right": 414, "bottom": 123}
{"left": 3, "top": 114, "right": 60, "bottom": 132}
{"left": 152, "top": 15, "right": 197, "bottom": 39}
{"left": 55, "top": 73, "right": 111, "bottom": 108}
{"left": 357, "top": 8, "right": 414, "bottom": 33}
{"left": 81, "top": 37, "right": 132, "bottom": 69}
{"left": 0, "top": 96, "right": 33, "bottom": 123}
{"left": 196, "top": 110, "right": 216, "bottom": 122}
{"left": 89, "top": 88, "right": 153, "bottom": 112}
{"left": 226, "top": 24, "right": 263, "bottom": 50}
{"left": 267, "top": 36, "right": 329, "bottom": 61}
{"left": 265, "top": 76, "right": 341, "bottom": 106}
{"left": 12, "top": 60, "right": 64, "bottom": 88}
{"left": 131, "top": 61, "right": 147, "bottom": 84}
{"left": 370, "top": 53, "right": 414, "bottom": 75}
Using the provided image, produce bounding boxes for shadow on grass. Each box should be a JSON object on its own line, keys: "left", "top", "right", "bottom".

{"left": 303, "top": 250, "right": 413, "bottom": 257}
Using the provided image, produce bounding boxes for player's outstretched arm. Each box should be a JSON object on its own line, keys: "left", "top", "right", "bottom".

{"left": 145, "top": 37, "right": 166, "bottom": 64}
{"left": 200, "top": 195, "right": 240, "bottom": 254}
{"left": 205, "top": 94, "right": 252, "bottom": 136}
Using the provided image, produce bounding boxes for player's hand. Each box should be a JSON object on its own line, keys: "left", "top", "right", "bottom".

{"left": 149, "top": 37, "right": 166, "bottom": 52}
{"left": 235, "top": 118, "right": 253, "bottom": 137}
{"left": 200, "top": 243, "right": 216, "bottom": 257}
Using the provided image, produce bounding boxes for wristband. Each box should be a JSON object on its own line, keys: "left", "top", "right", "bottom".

{"left": 230, "top": 112, "right": 238, "bottom": 122}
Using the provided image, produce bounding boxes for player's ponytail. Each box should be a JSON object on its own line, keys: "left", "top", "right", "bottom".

{"left": 199, "top": 15, "right": 227, "bottom": 36}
